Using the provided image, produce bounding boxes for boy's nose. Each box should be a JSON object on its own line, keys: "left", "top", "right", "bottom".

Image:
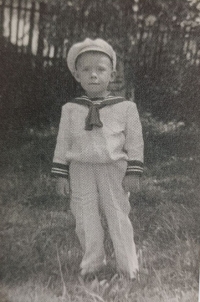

{"left": 91, "top": 72, "right": 97, "bottom": 78}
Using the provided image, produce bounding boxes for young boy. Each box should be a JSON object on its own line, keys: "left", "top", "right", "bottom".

{"left": 51, "top": 38, "right": 144, "bottom": 280}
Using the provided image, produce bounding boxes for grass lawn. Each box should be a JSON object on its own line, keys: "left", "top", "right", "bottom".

{"left": 0, "top": 117, "right": 199, "bottom": 301}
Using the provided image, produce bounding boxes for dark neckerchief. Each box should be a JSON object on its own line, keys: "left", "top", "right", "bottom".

{"left": 68, "top": 95, "right": 125, "bottom": 130}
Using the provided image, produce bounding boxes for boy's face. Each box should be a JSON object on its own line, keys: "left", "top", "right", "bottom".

{"left": 74, "top": 51, "right": 116, "bottom": 98}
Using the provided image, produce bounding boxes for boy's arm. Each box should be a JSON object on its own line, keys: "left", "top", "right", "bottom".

{"left": 51, "top": 105, "right": 71, "bottom": 197}
{"left": 123, "top": 102, "right": 144, "bottom": 192}
{"left": 51, "top": 105, "right": 70, "bottom": 179}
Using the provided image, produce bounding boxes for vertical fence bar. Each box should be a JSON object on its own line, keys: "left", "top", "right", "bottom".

{"left": 144, "top": 27, "right": 151, "bottom": 70}
{"left": 137, "top": 20, "right": 145, "bottom": 66}
{"left": 184, "top": 26, "right": 191, "bottom": 56}
{"left": 46, "top": 42, "right": 51, "bottom": 59}
{"left": 21, "top": 0, "right": 28, "bottom": 52}
{"left": 0, "top": 0, "right": 6, "bottom": 37}
{"left": 157, "top": 29, "right": 165, "bottom": 67}
{"left": 193, "top": 32, "right": 200, "bottom": 64}
{"left": 16, "top": 0, "right": 22, "bottom": 47}
{"left": 178, "top": 28, "right": 184, "bottom": 64}
{"left": 9, "top": 0, "right": 14, "bottom": 42}
{"left": 27, "top": 1, "right": 35, "bottom": 54}
{"left": 54, "top": 45, "right": 58, "bottom": 59}
{"left": 37, "top": 2, "right": 46, "bottom": 61}
{"left": 152, "top": 22, "right": 161, "bottom": 69}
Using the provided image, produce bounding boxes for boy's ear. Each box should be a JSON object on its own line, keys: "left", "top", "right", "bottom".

{"left": 73, "top": 70, "right": 81, "bottom": 82}
{"left": 110, "top": 71, "right": 116, "bottom": 82}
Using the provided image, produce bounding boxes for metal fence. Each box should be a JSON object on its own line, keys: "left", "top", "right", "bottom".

{"left": 0, "top": 0, "right": 41, "bottom": 54}
{"left": 1, "top": 0, "right": 200, "bottom": 67}
{"left": 0, "top": 0, "right": 71, "bottom": 62}
{"left": 0, "top": 0, "right": 200, "bottom": 127}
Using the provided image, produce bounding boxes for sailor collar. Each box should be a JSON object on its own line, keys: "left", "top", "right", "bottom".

{"left": 68, "top": 95, "right": 125, "bottom": 130}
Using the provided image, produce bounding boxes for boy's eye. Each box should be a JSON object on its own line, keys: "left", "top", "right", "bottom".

{"left": 83, "top": 67, "right": 89, "bottom": 71}
{"left": 98, "top": 67, "right": 106, "bottom": 71}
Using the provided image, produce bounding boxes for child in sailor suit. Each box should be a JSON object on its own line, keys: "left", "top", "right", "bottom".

{"left": 51, "top": 38, "right": 144, "bottom": 279}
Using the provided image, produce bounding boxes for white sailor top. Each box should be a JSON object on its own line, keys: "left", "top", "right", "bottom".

{"left": 51, "top": 95, "right": 144, "bottom": 178}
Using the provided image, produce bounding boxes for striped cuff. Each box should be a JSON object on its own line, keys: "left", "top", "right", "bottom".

{"left": 126, "top": 160, "right": 144, "bottom": 176}
{"left": 51, "top": 162, "right": 69, "bottom": 178}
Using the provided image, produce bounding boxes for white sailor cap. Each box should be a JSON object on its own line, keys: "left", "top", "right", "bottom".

{"left": 67, "top": 38, "right": 116, "bottom": 74}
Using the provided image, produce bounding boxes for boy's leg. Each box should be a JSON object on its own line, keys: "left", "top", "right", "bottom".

{"left": 70, "top": 162, "right": 106, "bottom": 274}
{"left": 95, "top": 161, "right": 139, "bottom": 279}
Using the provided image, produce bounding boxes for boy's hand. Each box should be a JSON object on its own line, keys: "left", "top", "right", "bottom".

{"left": 122, "top": 174, "right": 140, "bottom": 193}
{"left": 56, "top": 177, "right": 70, "bottom": 197}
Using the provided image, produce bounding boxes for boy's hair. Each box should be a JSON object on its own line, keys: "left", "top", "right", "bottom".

{"left": 67, "top": 38, "right": 116, "bottom": 75}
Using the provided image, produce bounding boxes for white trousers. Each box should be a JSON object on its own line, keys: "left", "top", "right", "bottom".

{"left": 69, "top": 161, "right": 138, "bottom": 278}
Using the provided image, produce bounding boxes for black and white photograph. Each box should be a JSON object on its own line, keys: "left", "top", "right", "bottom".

{"left": 0, "top": 0, "right": 199, "bottom": 301}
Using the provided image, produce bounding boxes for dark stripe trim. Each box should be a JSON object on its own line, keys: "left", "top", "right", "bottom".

{"left": 127, "top": 160, "right": 144, "bottom": 168}
{"left": 52, "top": 163, "right": 69, "bottom": 170}
{"left": 51, "top": 163, "right": 69, "bottom": 178}
{"left": 126, "top": 160, "right": 144, "bottom": 176}
{"left": 69, "top": 96, "right": 125, "bottom": 108}
{"left": 51, "top": 172, "right": 69, "bottom": 178}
